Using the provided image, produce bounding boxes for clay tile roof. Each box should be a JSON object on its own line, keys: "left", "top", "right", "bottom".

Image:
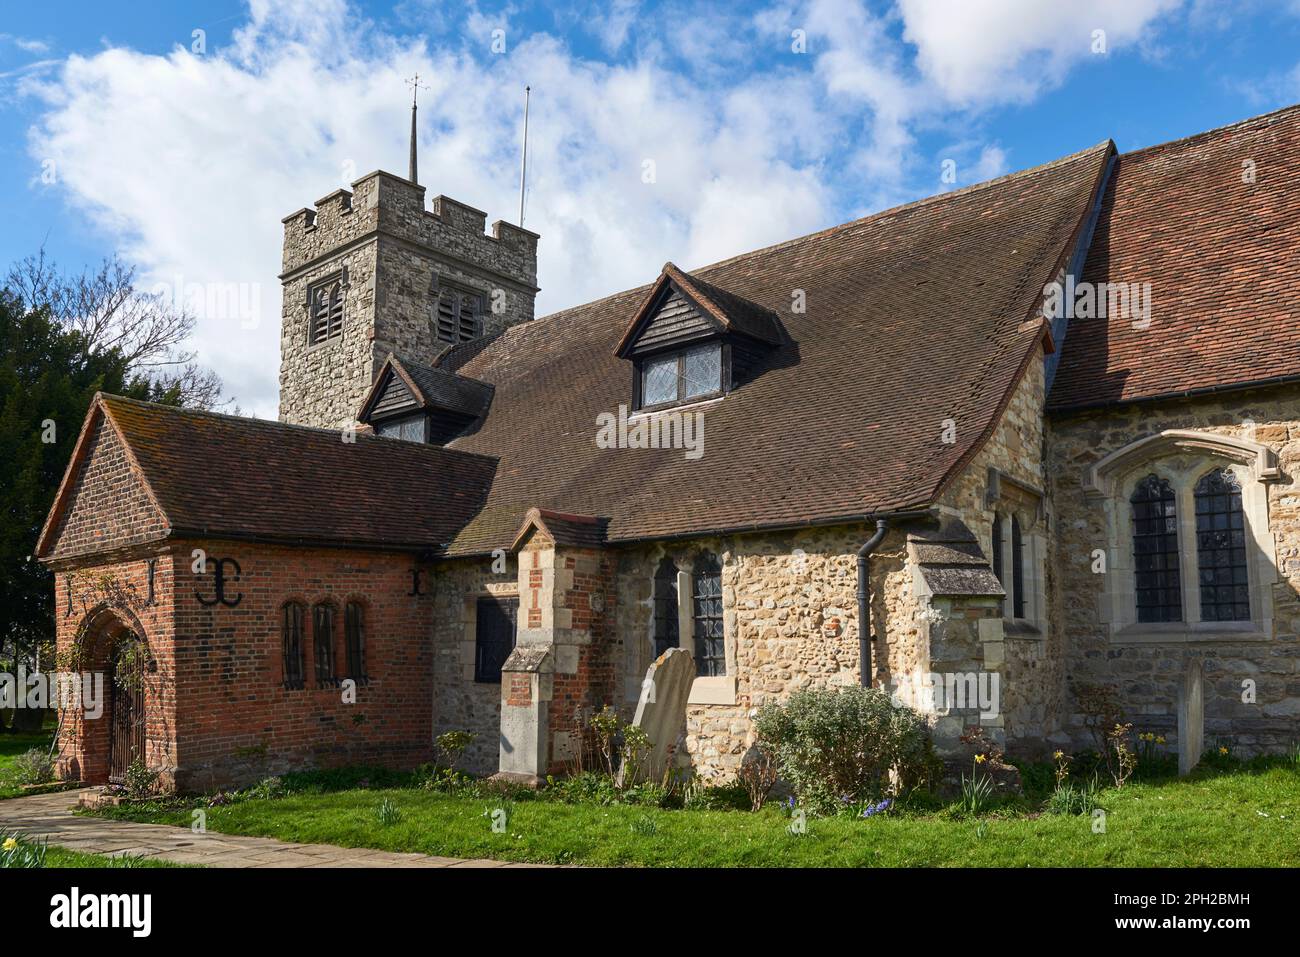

{"left": 438, "top": 141, "right": 1113, "bottom": 555}
{"left": 510, "top": 507, "right": 608, "bottom": 551}
{"left": 1049, "top": 104, "right": 1300, "bottom": 411}
{"left": 359, "top": 353, "right": 493, "bottom": 420}
{"left": 82, "top": 394, "right": 498, "bottom": 552}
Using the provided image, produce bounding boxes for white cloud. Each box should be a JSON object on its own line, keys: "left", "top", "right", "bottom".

{"left": 897, "top": 0, "right": 1182, "bottom": 105}
{"left": 23, "top": 0, "right": 1182, "bottom": 417}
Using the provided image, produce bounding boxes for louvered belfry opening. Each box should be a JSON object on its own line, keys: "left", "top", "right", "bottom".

{"left": 434, "top": 284, "right": 482, "bottom": 344}
{"left": 308, "top": 275, "right": 344, "bottom": 345}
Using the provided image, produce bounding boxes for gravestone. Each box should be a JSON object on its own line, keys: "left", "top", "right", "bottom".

{"left": 1177, "top": 659, "right": 1204, "bottom": 776}
{"left": 626, "top": 648, "right": 696, "bottom": 785}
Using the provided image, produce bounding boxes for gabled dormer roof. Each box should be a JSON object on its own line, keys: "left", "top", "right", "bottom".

{"left": 613, "top": 262, "right": 783, "bottom": 358}
{"left": 358, "top": 353, "right": 494, "bottom": 424}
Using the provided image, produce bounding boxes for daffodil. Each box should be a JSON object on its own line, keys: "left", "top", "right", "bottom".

{"left": 2, "top": 838, "right": 17, "bottom": 851}
{"left": 974, "top": 753, "right": 987, "bottom": 764}
{"left": 1053, "top": 750, "right": 1064, "bottom": 760}
{"left": 1219, "top": 746, "right": 1229, "bottom": 755}
{"left": 1156, "top": 736, "right": 1166, "bottom": 745}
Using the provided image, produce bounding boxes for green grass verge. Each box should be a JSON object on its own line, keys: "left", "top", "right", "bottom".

{"left": 41, "top": 845, "right": 186, "bottom": 868}
{"left": 85, "top": 760, "right": 1300, "bottom": 867}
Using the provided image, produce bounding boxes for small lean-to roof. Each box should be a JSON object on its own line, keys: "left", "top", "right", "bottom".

{"left": 1050, "top": 104, "right": 1300, "bottom": 412}
{"left": 436, "top": 140, "right": 1113, "bottom": 555}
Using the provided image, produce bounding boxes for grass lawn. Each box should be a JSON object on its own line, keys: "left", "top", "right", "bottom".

{"left": 85, "top": 760, "right": 1300, "bottom": 867}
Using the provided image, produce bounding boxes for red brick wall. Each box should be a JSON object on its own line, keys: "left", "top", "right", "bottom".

{"left": 44, "top": 413, "right": 167, "bottom": 562}
{"left": 169, "top": 539, "right": 435, "bottom": 791}
{"left": 547, "top": 548, "right": 617, "bottom": 773}
{"left": 53, "top": 539, "right": 438, "bottom": 792}
{"left": 52, "top": 553, "right": 178, "bottom": 788}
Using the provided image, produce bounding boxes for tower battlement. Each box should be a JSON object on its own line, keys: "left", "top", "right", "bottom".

{"left": 278, "top": 170, "right": 539, "bottom": 430}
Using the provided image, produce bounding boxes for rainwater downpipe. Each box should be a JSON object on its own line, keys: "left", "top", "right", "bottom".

{"left": 857, "top": 519, "right": 889, "bottom": 687}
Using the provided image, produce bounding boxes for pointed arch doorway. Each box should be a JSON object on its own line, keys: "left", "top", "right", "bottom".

{"left": 107, "top": 631, "right": 148, "bottom": 784}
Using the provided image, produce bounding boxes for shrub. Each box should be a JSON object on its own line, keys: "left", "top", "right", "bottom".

{"left": 435, "top": 730, "right": 475, "bottom": 771}
{"left": 10, "top": 748, "right": 54, "bottom": 786}
{"left": 737, "top": 745, "right": 778, "bottom": 811}
{"left": 754, "top": 686, "right": 934, "bottom": 815}
{"left": 123, "top": 759, "right": 159, "bottom": 799}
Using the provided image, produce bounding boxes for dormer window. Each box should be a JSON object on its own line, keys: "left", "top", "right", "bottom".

{"left": 615, "top": 262, "right": 784, "bottom": 412}
{"left": 358, "top": 354, "right": 494, "bottom": 446}
{"left": 639, "top": 343, "right": 723, "bottom": 409}
{"left": 433, "top": 280, "right": 483, "bottom": 344}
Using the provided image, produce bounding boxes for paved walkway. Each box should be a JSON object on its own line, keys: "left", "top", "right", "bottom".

{"left": 0, "top": 789, "right": 547, "bottom": 868}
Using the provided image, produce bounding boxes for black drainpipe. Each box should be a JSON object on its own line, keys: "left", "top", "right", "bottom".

{"left": 857, "top": 520, "right": 888, "bottom": 687}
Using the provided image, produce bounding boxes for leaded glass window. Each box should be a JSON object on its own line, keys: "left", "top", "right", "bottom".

{"left": 692, "top": 553, "right": 725, "bottom": 677}
{"left": 345, "top": 601, "right": 367, "bottom": 680}
{"left": 282, "top": 602, "right": 306, "bottom": 690}
{"left": 990, "top": 514, "right": 1004, "bottom": 615}
{"left": 1132, "top": 474, "right": 1182, "bottom": 623}
{"left": 313, "top": 602, "right": 337, "bottom": 686}
{"left": 638, "top": 343, "right": 724, "bottom": 409}
{"left": 653, "top": 557, "right": 680, "bottom": 658}
{"left": 642, "top": 354, "right": 678, "bottom": 406}
{"left": 1195, "top": 468, "right": 1250, "bottom": 622}
{"left": 1010, "top": 515, "right": 1026, "bottom": 619}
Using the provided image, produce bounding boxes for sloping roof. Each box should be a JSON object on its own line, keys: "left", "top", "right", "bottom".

{"left": 511, "top": 508, "right": 608, "bottom": 550}
{"left": 358, "top": 353, "right": 494, "bottom": 421}
{"left": 614, "top": 262, "right": 784, "bottom": 356}
{"left": 37, "top": 394, "right": 499, "bottom": 559}
{"left": 436, "top": 141, "right": 1113, "bottom": 555}
{"left": 1050, "top": 104, "right": 1300, "bottom": 411}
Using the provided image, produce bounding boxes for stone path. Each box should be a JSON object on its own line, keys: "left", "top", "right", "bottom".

{"left": 0, "top": 789, "right": 548, "bottom": 868}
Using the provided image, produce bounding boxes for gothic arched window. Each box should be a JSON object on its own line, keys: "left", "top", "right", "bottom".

{"left": 1010, "top": 515, "right": 1026, "bottom": 619}
{"left": 1194, "top": 468, "right": 1250, "bottom": 622}
{"left": 1131, "top": 474, "right": 1181, "bottom": 623}
{"left": 652, "top": 557, "right": 679, "bottom": 658}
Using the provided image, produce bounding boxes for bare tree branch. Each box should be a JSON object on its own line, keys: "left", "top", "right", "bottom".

{"left": 5, "top": 249, "right": 231, "bottom": 409}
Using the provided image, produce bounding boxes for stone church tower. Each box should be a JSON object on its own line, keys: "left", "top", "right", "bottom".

{"left": 278, "top": 171, "right": 539, "bottom": 429}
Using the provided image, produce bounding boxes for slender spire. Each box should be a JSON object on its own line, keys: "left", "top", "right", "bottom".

{"left": 405, "top": 72, "right": 428, "bottom": 185}
{"left": 519, "top": 85, "right": 531, "bottom": 227}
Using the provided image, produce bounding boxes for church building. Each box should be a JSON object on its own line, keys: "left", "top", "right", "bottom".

{"left": 36, "top": 104, "right": 1300, "bottom": 790}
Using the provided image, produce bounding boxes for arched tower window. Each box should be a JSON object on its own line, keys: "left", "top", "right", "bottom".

{"left": 1131, "top": 474, "right": 1181, "bottom": 623}
{"left": 307, "top": 276, "right": 344, "bottom": 344}
{"left": 1194, "top": 468, "right": 1250, "bottom": 622}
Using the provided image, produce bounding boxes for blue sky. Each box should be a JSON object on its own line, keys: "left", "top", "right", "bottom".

{"left": 4, "top": 0, "right": 1300, "bottom": 415}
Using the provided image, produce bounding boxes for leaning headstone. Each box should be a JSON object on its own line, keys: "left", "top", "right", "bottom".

{"left": 1177, "top": 659, "right": 1204, "bottom": 776}
{"left": 626, "top": 648, "right": 696, "bottom": 785}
